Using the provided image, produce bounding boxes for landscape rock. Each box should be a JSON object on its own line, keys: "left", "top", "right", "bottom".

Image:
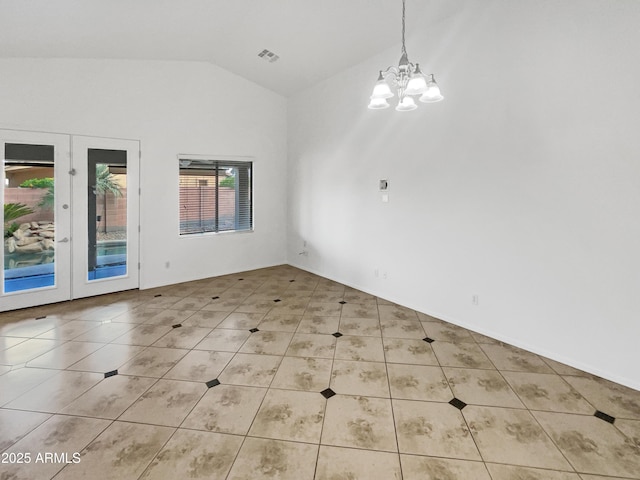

{"left": 17, "top": 237, "right": 41, "bottom": 246}
{"left": 6, "top": 237, "right": 16, "bottom": 253}
{"left": 5, "top": 221, "right": 55, "bottom": 255}
{"left": 15, "top": 242, "right": 44, "bottom": 253}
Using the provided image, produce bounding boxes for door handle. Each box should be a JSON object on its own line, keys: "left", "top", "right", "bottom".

{"left": 58, "top": 237, "right": 70, "bottom": 243}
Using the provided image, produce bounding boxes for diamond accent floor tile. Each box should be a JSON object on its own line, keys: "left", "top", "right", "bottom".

{"left": 594, "top": 410, "right": 616, "bottom": 424}
{"left": 320, "top": 388, "right": 336, "bottom": 399}
{"left": 449, "top": 397, "right": 467, "bottom": 410}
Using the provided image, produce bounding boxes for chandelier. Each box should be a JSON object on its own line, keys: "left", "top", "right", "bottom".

{"left": 368, "top": 0, "right": 444, "bottom": 111}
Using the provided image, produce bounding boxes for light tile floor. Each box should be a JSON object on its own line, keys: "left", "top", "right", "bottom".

{"left": 1, "top": 265, "right": 639, "bottom": 479}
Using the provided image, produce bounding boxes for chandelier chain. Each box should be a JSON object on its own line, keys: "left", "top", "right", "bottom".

{"left": 401, "top": 0, "right": 407, "bottom": 56}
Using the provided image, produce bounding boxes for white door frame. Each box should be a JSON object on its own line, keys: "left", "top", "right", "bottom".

{"left": 1, "top": 130, "right": 72, "bottom": 311}
{"left": 71, "top": 136, "right": 140, "bottom": 299}
{"left": 1, "top": 130, "right": 139, "bottom": 312}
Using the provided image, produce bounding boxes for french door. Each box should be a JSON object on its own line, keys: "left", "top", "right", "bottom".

{"left": 1, "top": 130, "right": 139, "bottom": 312}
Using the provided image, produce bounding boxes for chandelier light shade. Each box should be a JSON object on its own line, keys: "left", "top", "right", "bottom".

{"left": 368, "top": 0, "right": 444, "bottom": 111}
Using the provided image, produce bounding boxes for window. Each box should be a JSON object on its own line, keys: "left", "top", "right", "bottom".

{"left": 179, "top": 157, "right": 253, "bottom": 235}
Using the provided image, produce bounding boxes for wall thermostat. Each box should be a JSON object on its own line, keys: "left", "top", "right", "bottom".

{"left": 379, "top": 179, "right": 389, "bottom": 191}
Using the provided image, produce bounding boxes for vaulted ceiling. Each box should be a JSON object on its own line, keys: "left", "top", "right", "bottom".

{"left": 0, "top": 0, "right": 464, "bottom": 96}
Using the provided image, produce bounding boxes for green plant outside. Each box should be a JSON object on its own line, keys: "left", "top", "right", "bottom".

{"left": 95, "top": 164, "right": 122, "bottom": 196}
{"left": 3, "top": 203, "right": 34, "bottom": 238}
{"left": 19, "top": 177, "right": 54, "bottom": 189}
{"left": 4, "top": 222, "right": 20, "bottom": 239}
{"left": 4, "top": 203, "right": 34, "bottom": 223}
{"left": 219, "top": 176, "right": 235, "bottom": 188}
{"left": 38, "top": 187, "right": 55, "bottom": 210}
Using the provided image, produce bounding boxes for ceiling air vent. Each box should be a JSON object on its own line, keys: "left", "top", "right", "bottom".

{"left": 258, "top": 49, "right": 280, "bottom": 63}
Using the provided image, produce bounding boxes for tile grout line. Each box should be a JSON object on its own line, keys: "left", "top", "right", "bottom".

{"left": 308, "top": 280, "right": 341, "bottom": 480}
{"left": 378, "top": 303, "right": 407, "bottom": 480}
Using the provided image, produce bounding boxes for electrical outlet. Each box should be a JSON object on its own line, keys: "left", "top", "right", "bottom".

{"left": 165, "top": 261, "right": 170, "bottom": 269}
{"left": 382, "top": 271, "right": 388, "bottom": 280}
{"left": 472, "top": 294, "right": 479, "bottom": 305}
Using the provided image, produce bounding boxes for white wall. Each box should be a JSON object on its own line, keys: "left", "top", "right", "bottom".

{"left": 287, "top": 0, "right": 640, "bottom": 389}
{"left": 0, "top": 58, "right": 288, "bottom": 288}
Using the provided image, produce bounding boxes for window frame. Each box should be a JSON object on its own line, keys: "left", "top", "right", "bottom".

{"left": 177, "top": 154, "right": 254, "bottom": 237}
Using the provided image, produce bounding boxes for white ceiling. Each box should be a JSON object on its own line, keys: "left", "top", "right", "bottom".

{"left": 0, "top": 0, "right": 463, "bottom": 96}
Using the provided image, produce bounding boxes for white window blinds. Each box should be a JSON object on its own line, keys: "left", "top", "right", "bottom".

{"left": 179, "top": 159, "right": 252, "bottom": 235}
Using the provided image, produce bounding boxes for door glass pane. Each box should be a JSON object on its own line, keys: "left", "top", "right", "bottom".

{"left": 3, "top": 144, "right": 56, "bottom": 292}
{"left": 87, "top": 149, "right": 127, "bottom": 281}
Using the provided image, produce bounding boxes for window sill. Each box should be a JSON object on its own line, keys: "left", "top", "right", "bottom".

{"left": 179, "top": 229, "right": 254, "bottom": 239}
